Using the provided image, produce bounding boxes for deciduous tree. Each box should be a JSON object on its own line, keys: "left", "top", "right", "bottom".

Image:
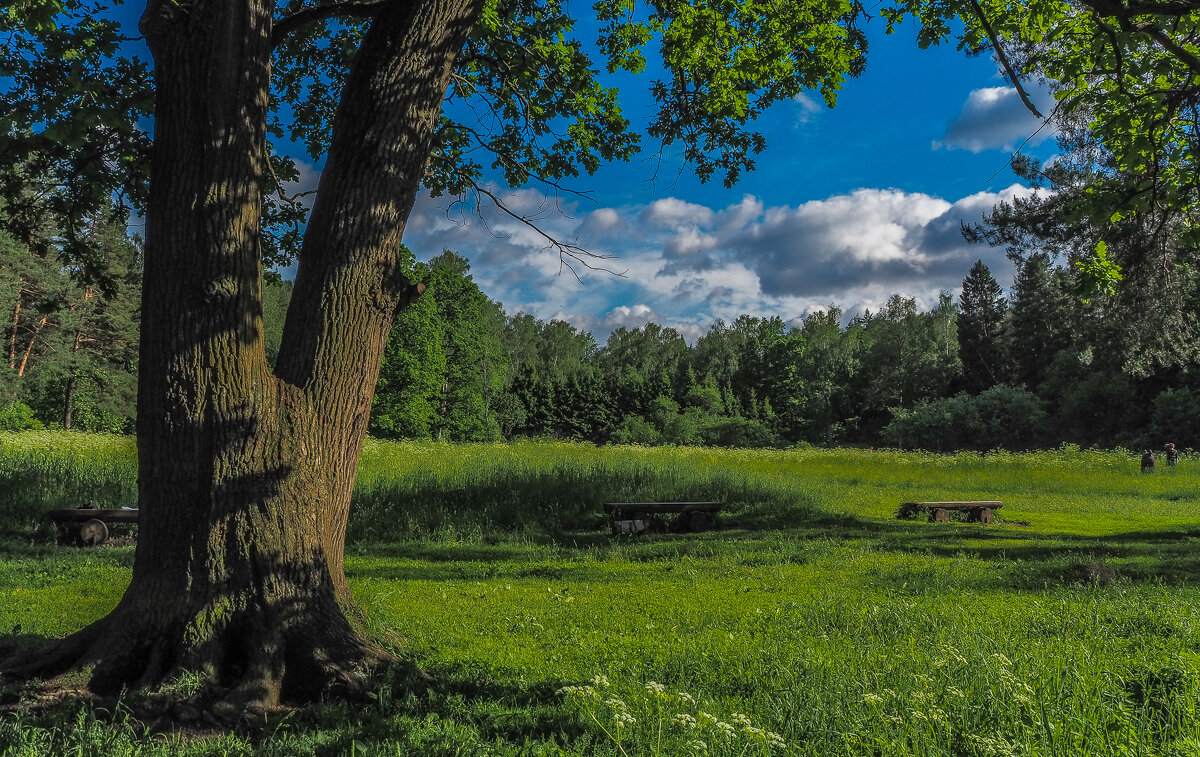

{"left": 0, "top": 0, "right": 871, "bottom": 706}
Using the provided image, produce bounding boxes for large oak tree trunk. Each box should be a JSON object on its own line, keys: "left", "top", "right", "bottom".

{"left": 2, "top": 0, "right": 481, "bottom": 707}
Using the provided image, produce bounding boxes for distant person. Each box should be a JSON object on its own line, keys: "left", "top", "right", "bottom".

{"left": 1165, "top": 442, "right": 1179, "bottom": 466}
{"left": 1142, "top": 450, "right": 1156, "bottom": 473}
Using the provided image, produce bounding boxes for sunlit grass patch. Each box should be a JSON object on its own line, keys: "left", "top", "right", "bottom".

{"left": 3, "top": 435, "right": 1200, "bottom": 754}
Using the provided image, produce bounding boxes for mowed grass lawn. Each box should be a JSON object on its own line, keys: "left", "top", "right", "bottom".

{"left": 2, "top": 434, "right": 1200, "bottom": 755}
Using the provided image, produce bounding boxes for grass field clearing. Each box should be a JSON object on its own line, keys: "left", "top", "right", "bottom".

{"left": 2, "top": 433, "right": 1199, "bottom": 755}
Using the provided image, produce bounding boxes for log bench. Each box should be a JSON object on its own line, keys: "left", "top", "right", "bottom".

{"left": 898, "top": 501, "right": 1002, "bottom": 525}
{"left": 603, "top": 501, "right": 722, "bottom": 535}
{"left": 48, "top": 508, "right": 138, "bottom": 546}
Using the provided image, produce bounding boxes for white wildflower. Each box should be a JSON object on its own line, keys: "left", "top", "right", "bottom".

{"left": 677, "top": 691, "right": 696, "bottom": 705}
{"left": 730, "top": 713, "right": 753, "bottom": 727}
{"left": 673, "top": 713, "right": 697, "bottom": 728}
{"left": 863, "top": 693, "right": 884, "bottom": 705}
{"left": 556, "top": 685, "right": 596, "bottom": 698}
{"left": 645, "top": 681, "right": 667, "bottom": 696}
{"left": 592, "top": 674, "right": 610, "bottom": 687}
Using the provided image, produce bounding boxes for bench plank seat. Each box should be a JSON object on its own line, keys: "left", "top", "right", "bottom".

{"left": 898, "top": 501, "right": 1002, "bottom": 524}
{"left": 603, "top": 501, "right": 721, "bottom": 515}
{"left": 48, "top": 508, "right": 139, "bottom": 524}
{"left": 48, "top": 508, "right": 139, "bottom": 547}
{"left": 603, "top": 501, "right": 722, "bottom": 535}
{"left": 901, "top": 501, "right": 1003, "bottom": 510}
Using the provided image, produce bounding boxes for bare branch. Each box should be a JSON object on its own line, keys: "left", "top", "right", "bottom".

{"left": 985, "top": 98, "right": 1064, "bottom": 184}
{"left": 272, "top": 1, "right": 384, "bottom": 47}
{"left": 265, "top": 155, "right": 318, "bottom": 205}
{"left": 450, "top": 121, "right": 597, "bottom": 200}
{"left": 464, "top": 181, "right": 627, "bottom": 280}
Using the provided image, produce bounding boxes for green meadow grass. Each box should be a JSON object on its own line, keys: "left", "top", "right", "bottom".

{"left": 2, "top": 433, "right": 1200, "bottom": 755}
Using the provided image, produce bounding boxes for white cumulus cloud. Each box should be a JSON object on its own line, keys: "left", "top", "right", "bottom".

{"left": 936, "top": 86, "right": 1055, "bottom": 153}
{"left": 400, "top": 183, "right": 1043, "bottom": 342}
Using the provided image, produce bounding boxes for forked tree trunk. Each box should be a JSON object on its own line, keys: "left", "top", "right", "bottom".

{"left": 1, "top": 0, "right": 480, "bottom": 707}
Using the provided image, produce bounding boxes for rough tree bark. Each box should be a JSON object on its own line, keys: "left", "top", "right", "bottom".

{"left": 1, "top": 0, "right": 481, "bottom": 708}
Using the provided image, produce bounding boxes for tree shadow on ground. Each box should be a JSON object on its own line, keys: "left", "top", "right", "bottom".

{"left": 0, "top": 632, "right": 52, "bottom": 674}
{"left": 347, "top": 557, "right": 621, "bottom": 583}
{"left": 525, "top": 506, "right": 1200, "bottom": 591}
{"left": 0, "top": 651, "right": 584, "bottom": 754}
{"left": 832, "top": 515, "right": 1200, "bottom": 588}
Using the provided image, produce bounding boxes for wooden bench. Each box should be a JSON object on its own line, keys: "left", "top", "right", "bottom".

{"left": 898, "top": 501, "right": 1002, "bottom": 525}
{"left": 603, "top": 501, "right": 722, "bottom": 535}
{"left": 48, "top": 508, "right": 138, "bottom": 546}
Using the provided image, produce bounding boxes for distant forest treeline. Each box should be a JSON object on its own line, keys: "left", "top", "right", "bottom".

{"left": 5, "top": 219, "right": 1199, "bottom": 450}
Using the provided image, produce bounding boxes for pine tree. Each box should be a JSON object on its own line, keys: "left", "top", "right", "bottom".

{"left": 958, "top": 260, "right": 1009, "bottom": 393}
{"left": 1009, "top": 253, "right": 1072, "bottom": 391}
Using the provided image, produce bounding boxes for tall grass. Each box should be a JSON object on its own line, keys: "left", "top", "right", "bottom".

{"left": 351, "top": 440, "right": 819, "bottom": 540}
{"left": 4, "top": 433, "right": 1198, "bottom": 540}
{"left": 0, "top": 432, "right": 136, "bottom": 538}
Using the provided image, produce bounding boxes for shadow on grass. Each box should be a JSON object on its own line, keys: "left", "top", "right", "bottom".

{"left": 747, "top": 509, "right": 1200, "bottom": 589}
{"left": 466, "top": 504, "right": 1200, "bottom": 592}
{"left": 347, "top": 559, "right": 616, "bottom": 583}
{"left": 352, "top": 493, "right": 1200, "bottom": 591}
{"left": 0, "top": 651, "right": 585, "bottom": 754}
{"left": 0, "top": 631, "right": 52, "bottom": 671}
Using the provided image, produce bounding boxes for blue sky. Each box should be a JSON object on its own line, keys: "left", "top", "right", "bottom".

{"left": 397, "top": 16, "right": 1058, "bottom": 341}
{"left": 108, "top": 4, "right": 1057, "bottom": 341}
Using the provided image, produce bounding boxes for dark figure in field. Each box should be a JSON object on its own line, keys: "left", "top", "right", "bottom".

{"left": 1142, "top": 451, "right": 1156, "bottom": 473}
{"left": 1166, "top": 442, "right": 1179, "bottom": 466}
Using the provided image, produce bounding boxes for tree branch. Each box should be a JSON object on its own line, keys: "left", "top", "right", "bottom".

{"left": 1108, "top": 0, "right": 1200, "bottom": 18}
{"left": 272, "top": 1, "right": 385, "bottom": 47}
{"left": 466, "top": 180, "right": 626, "bottom": 280}
{"left": 968, "top": 0, "right": 1043, "bottom": 119}
{"left": 1080, "top": 0, "right": 1200, "bottom": 77}
{"left": 1128, "top": 19, "right": 1200, "bottom": 77}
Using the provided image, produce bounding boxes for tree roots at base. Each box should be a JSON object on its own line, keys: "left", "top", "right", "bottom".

{"left": 0, "top": 597, "right": 390, "bottom": 712}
